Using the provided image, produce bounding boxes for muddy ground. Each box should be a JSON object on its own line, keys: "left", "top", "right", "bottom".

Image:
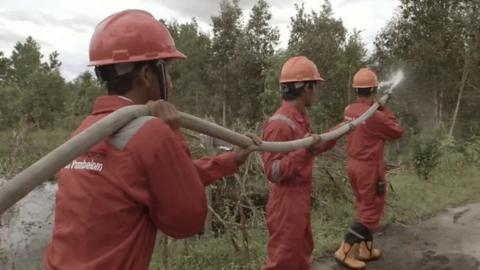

{"left": 312, "top": 202, "right": 480, "bottom": 270}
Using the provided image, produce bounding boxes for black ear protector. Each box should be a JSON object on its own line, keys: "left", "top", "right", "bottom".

{"left": 287, "top": 83, "right": 297, "bottom": 92}
{"left": 154, "top": 60, "right": 168, "bottom": 100}
{"left": 305, "top": 81, "right": 317, "bottom": 90}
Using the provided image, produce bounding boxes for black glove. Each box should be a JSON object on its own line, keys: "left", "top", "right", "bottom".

{"left": 376, "top": 179, "right": 386, "bottom": 196}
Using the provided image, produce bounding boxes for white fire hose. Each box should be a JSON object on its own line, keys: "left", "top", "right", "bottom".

{"left": 0, "top": 71, "right": 403, "bottom": 216}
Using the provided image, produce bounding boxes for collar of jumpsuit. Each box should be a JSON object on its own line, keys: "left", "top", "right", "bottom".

{"left": 355, "top": 96, "right": 374, "bottom": 106}
{"left": 281, "top": 100, "right": 310, "bottom": 127}
{"left": 91, "top": 95, "right": 134, "bottom": 115}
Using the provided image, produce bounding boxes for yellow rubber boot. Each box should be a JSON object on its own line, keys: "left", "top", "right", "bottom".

{"left": 334, "top": 241, "right": 366, "bottom": 269}
{"left": 357, "top": 241, "right": 381, "bottom": 261}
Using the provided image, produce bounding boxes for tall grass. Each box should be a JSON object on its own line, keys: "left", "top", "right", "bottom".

{"left": 0, "top": 127, "right": 70, "bottom": 178}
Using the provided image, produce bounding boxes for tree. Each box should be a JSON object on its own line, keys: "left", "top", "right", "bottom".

{"left": 288, "top": 1, "right": 365, "bottom": 129}
{"left": 0, "top": 51, "right": 14, "bottom": 127}
{"left": 340, "top": 31, "right": 367, "bottom": 103}
{"left": 6, "top": 37, "right": 67, "bottom": 128}
{"left": 231, "top": 0, "right": 279, "bottom": 122}
{"left": 373, "top": 0, "right": 480, "bottom": 138}
{"left": 167, "top": 19, "right": 215, "bottom": 117}
{"left": 10, "top": 36, "right": 42, "bottom": 88}
{"left": 0, "top": 51, "right": 12, "bottom": 82}
{"left": 66, "top": 71, "right": 104, "bottom": 119}
{"left": 211, "top": 0, "right": 243, "bottom": 125}
{"left": 260, "top": 51, "right": 289, "bottom": 116}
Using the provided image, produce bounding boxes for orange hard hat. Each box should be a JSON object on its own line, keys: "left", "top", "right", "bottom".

{"left": 89, "top": 9, "right": 186, "bottom": 66}
{"left": 352, "top": 68, "right": 378, "bottom": 88}
{"left": 279, "top": 56, "right": 324, "bottom": 83}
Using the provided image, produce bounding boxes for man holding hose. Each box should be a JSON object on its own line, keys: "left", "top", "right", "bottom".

{"left": 334, "top": 68, "right": 404, "bottom": 269}
{"left": 45, "top": 10, "right": 259, "bottom": 270}
{"left": 261, "top": 56, "right": 338, "bottom": 270}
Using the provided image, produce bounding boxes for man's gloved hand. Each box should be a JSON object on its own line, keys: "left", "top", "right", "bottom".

{"left": 147, "top": 99, "right": 180, "bottom": 129}
{"left": 233, "top": 133, "right": 262, "bottom": 166}
{"left": 307, "top": 134, "right": 323, "bottom": 154}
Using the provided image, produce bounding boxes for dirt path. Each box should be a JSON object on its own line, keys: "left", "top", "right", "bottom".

{"left": 312, "top": 202, "right": 480, "bottom": 270}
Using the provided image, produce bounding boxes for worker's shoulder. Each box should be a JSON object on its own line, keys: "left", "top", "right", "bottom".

{"left": 344, "top": 103, "right": 368, "bottom": 116}
{"left": 265, "top": 113, "right": 297, "bottom": 130}
{"left": 109, "top": 116, "right": 174, "bottom": 151}
{"left": 370, "top": 109, "right": 391, "bottom": 122}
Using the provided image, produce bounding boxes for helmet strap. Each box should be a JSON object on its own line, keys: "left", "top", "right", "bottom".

{"left": 155, "top": 60, "right": 168, "bottom": 100}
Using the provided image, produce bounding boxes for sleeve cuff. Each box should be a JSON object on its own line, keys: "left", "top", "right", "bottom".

{"left": 314, "top": 140, "right": 337, "bottom": 155}
{"left": 216, "top": 152, "right": 239, "bottom": 175}
{"left": 292, "top": 148, "right": 314, "bottom": 164}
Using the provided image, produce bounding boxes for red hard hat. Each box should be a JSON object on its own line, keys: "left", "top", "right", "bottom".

{"left": 352, "top": 68, "right": 378, "bottom": 88}
{"left": 279, "top": 56, "right": 324, "bottom": 83}
{"left": 89, "top": 9, "right": 186, "bottom": 66}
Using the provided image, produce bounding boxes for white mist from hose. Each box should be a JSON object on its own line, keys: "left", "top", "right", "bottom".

{"left": 378, "top": 70, "right": 404, "bottom": 94}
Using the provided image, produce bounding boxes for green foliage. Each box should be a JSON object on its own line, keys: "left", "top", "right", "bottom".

{"left": 288, "top": 1, "right": 366, "bottom": 129}
{"left": 168, "top": 19, "right": 214, "bottom": 117}
{"left": 67, "top": 71, "right": 103, "bottom": 117}
{"left": 373, "top": 0, "right": 480, "bottom": 138}
{"left": 211, "top": 0, "right": 243, "bottom": 124}
{"left": 461, "top": 136, "right": 480, "bottom": 164}
{"left": 0, "top": 127, "right": 69, "bottom": 177}
{"left": 259, "top": 52, "right": 288, "bottom": 117}
{"left": 166, "top": 0, "right": 283, "bottom": 126}
{"left": 411, "top": 136, "right": 442, "bottom": 180}
{"left": 0, "top": 37, "right": 67, "bottom": 129}
{"left": 232, "top": 0, "right": 280, "bottom": 123}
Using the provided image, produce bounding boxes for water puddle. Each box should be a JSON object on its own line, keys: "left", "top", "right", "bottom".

{"left": 0, "top": 179, "right": 57, "bottom": 270}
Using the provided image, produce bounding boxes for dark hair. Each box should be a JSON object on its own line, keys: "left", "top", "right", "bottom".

{"left": 95, "top": 60, "right": 158, "bottom": 95}
{"left": 355, "top": 87, "right": 377, "bottom": 97}
{"left": 281, "top": 81, "right": 317, "bottom": 100}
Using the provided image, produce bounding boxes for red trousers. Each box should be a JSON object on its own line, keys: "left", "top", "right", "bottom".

{"left": 265, "top": 185, "right": 313, "bottom": 270}
{"left": 348, "top": 159, "right": 386, "bottom": 229}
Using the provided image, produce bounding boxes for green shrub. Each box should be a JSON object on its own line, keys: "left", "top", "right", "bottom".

{"left": 411, "top": 136, "right": 442, "bottom": 180}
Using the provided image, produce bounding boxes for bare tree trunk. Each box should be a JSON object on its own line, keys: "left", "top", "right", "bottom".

{"left": 183, "top": 239, "right": 190, "bottom": 256}
{"left": 195, "top": 87, "right": 199, "bottom": 116}
{"left": 222, "top": 66, "right": 227, "bottom": 127}
{"left": 204, "top": 187, "right": 213, "bottom": 234}
{"left": 347, "top": 69, "right": 352, "bottom": 103}
{"left": 439, "top": 87, "right": 443, "bottom": 125}
{"left": 239, "top": 204, "right": 250, "bottom": 262}
{"left": 433, "top": 86, "right": 439, "bottom": 130}
{"left": 203, "top": 136, "right": 215, "bottom": 234}
{"left": 159, "top": 233, "right": 169, "bottom": 270}
{"left": 449, "top": 54, "right": 470, "bottom": 137}
{"left": 222, "top": 97, "right": 227, "bottom": 127}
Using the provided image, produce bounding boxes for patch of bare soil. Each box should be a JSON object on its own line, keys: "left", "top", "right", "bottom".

{"left": 313, "top": 203, "right": 480, "bottom": 270}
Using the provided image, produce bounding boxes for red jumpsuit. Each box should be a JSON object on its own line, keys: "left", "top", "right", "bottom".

{"left": 262, "top": 101, "right": 336, "bottom": 270}
{"left": 344, "top": 98, "right": 404, "bottom": 229}
{"left": 45, "top": 96, "right": 239, "bottom": 270}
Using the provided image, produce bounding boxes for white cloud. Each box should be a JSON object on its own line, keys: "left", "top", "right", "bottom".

{"left": 0, "top": 0, "right": 399, "bottom": 80}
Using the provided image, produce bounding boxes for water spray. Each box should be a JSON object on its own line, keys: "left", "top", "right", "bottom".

{"left": 379, "top": 70, "right": 405, "bottom": 95}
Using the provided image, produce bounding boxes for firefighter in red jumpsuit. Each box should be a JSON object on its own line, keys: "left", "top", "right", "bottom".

{"left": 44, "top": 10, "right": 259, "bottom": 270}
{"left": 262, "top": 56, "right": 337, "bottom": 270}
{"left": 334, "top": 68, "right": 404, "bottom": 269}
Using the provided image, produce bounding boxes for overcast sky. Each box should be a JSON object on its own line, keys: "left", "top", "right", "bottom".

{"left": 0, "top": 0, "right": 400, "bottom": 81}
